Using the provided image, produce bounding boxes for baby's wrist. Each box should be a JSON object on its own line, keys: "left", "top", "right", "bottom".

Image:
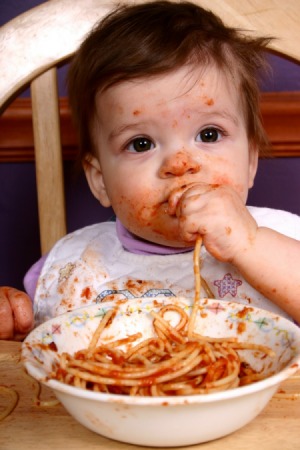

{"left": 229, "top": 226, "right": 259, "bottom": 269}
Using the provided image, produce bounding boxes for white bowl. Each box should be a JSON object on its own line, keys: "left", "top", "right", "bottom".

{"left": 22, "top": 297, "right": 300, "bottom": 447}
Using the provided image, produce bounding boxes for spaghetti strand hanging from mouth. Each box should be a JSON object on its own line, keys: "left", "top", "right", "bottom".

{"left": 188, "top": 236, "right": 202, "bottom": 339}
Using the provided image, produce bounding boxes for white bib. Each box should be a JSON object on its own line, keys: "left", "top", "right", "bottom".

{"left": 34, "top": 206, "right": 300, "bottom": 324}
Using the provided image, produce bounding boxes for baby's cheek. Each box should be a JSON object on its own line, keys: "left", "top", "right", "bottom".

{"left": 113, "top": 194, "right": 153, "bottom": 226}
{"left": 210, "top": 174, "right": 246, "bottom": 198}
{"left": 210, "top": 174, "right": 232, "bottom": 185}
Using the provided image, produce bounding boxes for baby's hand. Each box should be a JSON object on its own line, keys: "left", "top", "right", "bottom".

{"left": 0, "top": 287, "right": 34, "bottom": 340}
{"left": 168, "top": 183, "right": 258, "bottom": 263}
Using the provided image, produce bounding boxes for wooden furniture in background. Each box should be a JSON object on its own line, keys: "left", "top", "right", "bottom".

{"left": 0, "top": 0, "right": 300, "bottom": 254}
{"left": 0, "top": 0, "right": 112, "bottom": 254}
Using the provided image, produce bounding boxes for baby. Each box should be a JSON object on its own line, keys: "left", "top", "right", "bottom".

{"left": 1, "top": 0, "right": 300, "bottom": 340}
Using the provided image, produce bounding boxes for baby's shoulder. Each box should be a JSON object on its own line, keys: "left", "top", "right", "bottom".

{"left": 45, "top": 221, "right": 120, "bottom": 264}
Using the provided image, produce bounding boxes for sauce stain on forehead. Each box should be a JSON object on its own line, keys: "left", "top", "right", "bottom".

{"left": 203, "top": 96, "right": 214, "bottom": 106}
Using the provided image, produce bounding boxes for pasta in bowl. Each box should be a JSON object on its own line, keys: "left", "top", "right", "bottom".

{"left": 22, "top": 296, "right": 300, "bottom": 447}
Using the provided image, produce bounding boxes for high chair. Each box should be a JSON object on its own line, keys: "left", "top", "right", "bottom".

{"left": 0, "top": 0, "right": 300, "bottom": 255}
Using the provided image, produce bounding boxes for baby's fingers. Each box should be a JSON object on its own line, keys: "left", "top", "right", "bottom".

{"left": 9, "top": 288, "right": 34, "bottom": 337}
{"left": 168, "top": 183, "right": 216, "bottom": 216}
{"left": 0, "top": 287, "right": 34, "bottom": 340}
{"left": 0, "top": 288, "right": 14, "bottom": 339}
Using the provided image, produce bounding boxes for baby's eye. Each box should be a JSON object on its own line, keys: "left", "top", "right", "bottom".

{"left": 196, "top": 127, "right": 223, "bottom": 143}
{"left": 127, "top": 137, "right": 155, "bottom": 153}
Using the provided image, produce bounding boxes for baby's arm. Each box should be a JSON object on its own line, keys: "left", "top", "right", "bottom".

{"left": 169, "top": 183, "right": 300, "bottom": 322}
{"left": 231, "top": 227, "right": 300, "bottom": 322}
{"left": 0, "top": 287, "right": 34, "bottom": 340}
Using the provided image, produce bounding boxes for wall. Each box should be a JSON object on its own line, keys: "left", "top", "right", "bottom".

{"left": 1, "top": 1, "right": 300, "bottom": 290}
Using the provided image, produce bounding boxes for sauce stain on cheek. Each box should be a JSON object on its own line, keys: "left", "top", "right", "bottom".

{"left": 225, "top": 226, "right": 232, "bottom": 236}
{"left": 211, "top": 174, "right": 232, "bottom": 185}
{"left": 116, "top": 194, "right": 155, "bottom": 227}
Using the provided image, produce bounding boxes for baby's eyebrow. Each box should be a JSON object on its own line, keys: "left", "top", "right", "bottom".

{"left": 108, "top": 122, "right": 148, "bottom": 141}
{"left": 199, "top": 110, "right": 240, "bottom": 127}
{"left": 107, "top": 109, "right": 240, "bottom": 141}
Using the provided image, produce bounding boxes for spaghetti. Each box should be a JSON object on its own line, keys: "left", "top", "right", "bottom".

{"left": 52, "top": 237, "right": 274, "bottom": 396}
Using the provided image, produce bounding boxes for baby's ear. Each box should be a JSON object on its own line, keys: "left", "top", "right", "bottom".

{"left": 83, "top": 154, "right": 111, "bottom": 207}
{"left": 248, "top": 144, "right": 259, "bottom": 189}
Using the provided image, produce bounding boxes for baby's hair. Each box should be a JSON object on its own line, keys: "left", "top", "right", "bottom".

{"left": 68, "top": 0, "right": 272, "bottom": 161}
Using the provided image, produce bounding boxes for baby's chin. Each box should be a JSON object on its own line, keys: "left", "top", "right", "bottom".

{"left": 132, "top": 229, "right": 193, "bottom": 249}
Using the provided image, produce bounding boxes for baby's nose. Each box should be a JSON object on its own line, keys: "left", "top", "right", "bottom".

{"left": 159, "top": 150, "right": 201, "bottom": 178}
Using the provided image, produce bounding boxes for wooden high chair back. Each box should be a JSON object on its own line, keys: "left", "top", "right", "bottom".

{"left": 0, "top": 0, "right": 299, "bottom": 255}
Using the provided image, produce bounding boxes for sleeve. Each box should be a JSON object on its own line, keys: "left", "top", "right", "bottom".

{"left": 23, "top": 253, "right": 48, "bottom": 301}
{"left": 248, "top": 206, "right": 300, "bottom": 240}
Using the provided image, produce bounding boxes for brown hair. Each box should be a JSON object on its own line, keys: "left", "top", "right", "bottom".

{"left": 68, "top": 0, "right": 272, "bottom": 162}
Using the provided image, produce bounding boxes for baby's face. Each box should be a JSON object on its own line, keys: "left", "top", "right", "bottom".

{"left": 89, "top": 64, "right": 258, "bottom": 247}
